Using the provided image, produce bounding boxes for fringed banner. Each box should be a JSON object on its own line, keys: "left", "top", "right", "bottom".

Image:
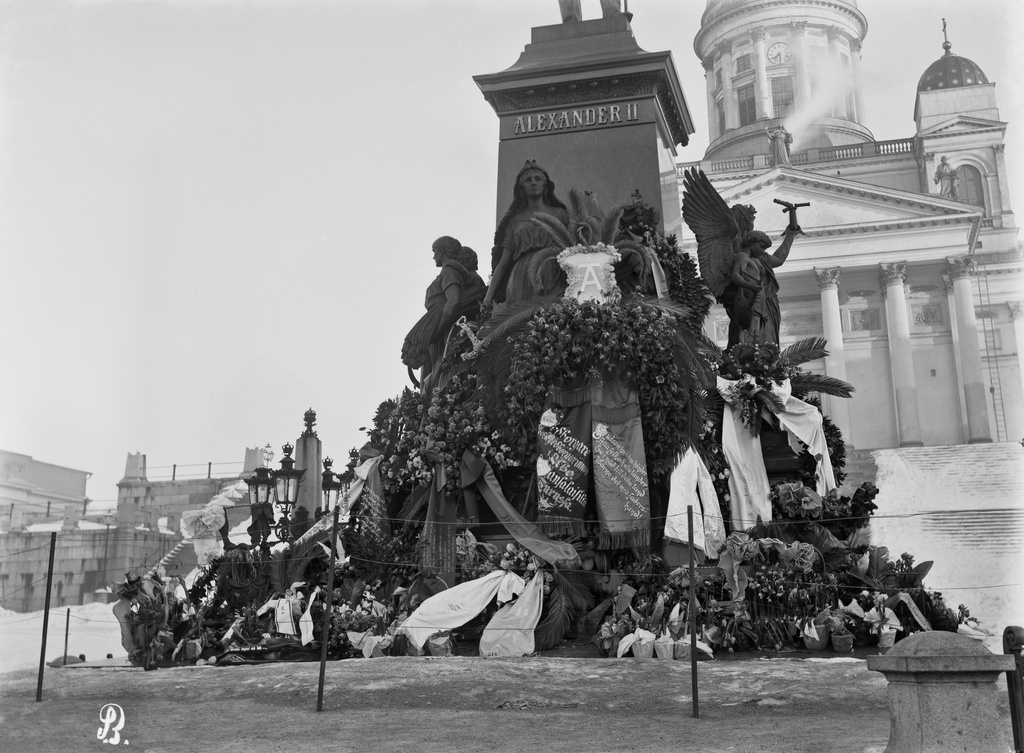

{"left": 420, "top": 464, "right": 457, "bottom": 579}
{"left": 591, "top": 375, "right": 651, "bottom": 551}
{"left": 536, "top": 381, "right": 591, "bottom": 537}
{"left": 461, "top": 450, "right": 579, "bottom": 567}
{"left": 356, "top": 456, "right": 390, "bottom": 546}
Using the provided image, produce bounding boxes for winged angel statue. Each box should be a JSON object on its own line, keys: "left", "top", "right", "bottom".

{"left": 681, "top": 168, "right": 799, "bottom": 348}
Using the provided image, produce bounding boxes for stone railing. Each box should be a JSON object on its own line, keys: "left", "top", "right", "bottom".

{"left": 680, "top": 137, "right": 917, "bottom": 175}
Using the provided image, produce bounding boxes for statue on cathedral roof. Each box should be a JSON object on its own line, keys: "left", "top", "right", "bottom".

{"left": 681, "top": 167, "right": 800, "bottom": 347}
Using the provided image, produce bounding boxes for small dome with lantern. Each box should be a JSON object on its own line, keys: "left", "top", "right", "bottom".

{"left": 917, "top": 21, "right": 988, "bottom": 92}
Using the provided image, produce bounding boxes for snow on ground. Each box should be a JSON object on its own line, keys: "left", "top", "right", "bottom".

{"left": 0, "top": 601, "right": 126, "bottom": 675}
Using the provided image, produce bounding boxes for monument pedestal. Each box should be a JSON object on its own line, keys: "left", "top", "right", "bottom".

{"left": 474, "top": 15, "right": 694, "bottom": 238}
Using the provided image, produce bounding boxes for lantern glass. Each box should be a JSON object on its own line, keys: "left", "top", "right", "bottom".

{"left": 246, "top": 467, "right": 273, "bottom": 506}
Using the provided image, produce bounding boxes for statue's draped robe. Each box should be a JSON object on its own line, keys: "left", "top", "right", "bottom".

{"left": 401, "top": 260, "right": 485, "bottom": 375}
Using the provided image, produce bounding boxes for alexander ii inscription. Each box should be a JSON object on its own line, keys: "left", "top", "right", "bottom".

{"left": 511, "top": 102, "right": 640, "bottom": 136}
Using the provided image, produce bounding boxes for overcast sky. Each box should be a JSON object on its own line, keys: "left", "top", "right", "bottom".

{"left": 1, "top": 0, "right": 1020, "bottom": 502}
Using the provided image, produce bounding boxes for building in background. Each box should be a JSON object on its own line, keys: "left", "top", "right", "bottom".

{"left": 681, "top": 0, "right": 1021, "bottom": 454}
{"left": 0, "top": 449, "right": 259, "bottom": 612}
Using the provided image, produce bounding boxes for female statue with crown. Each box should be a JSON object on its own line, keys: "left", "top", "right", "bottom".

{"left": 485, "top": 160, "right": 572, "bottom": 307}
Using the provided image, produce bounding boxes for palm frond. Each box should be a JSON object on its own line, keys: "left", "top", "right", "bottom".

{"left": 790, "top": 373, "right": 855, "bottom": 399}
{"left": 477, "top": 295, "right": 559, "bottom": 345}
{"left": 565, "top": 187, "right": 592, "bottom": 227}
{"left": 268, "top": 537, "right": 322, "bottom": 596}
{"left": 600, "top": 207, "right": 624, "bottom": 245}
{"left": 531, "top": 212, "right": 574, "bottom": 249}
{"left": 638, "top": 296, "right": 692, "bottom": 323}
{"left": 553, "top": 567, "right": 596, "bottom": 613}
{"left": 534, "top": 583, "right": 575, "bottom": 652}
{"left": 528, "top": 247, "right": 565, "bottom": 294}
{"left": 781, "top": 337, "right": 830, "bottom": 366}
{"left": 754, "top": 389, "right": 785, "bottom": 414}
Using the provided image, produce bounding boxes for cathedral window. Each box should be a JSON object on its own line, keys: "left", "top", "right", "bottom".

{"left": 771, "top": 77, "right": 794, "bottom": 119}
{"left": 735, "top": 53, "right": 751, "bottom": 73}
{"left": 737, "top": 84, "right": 756, "bottom": 126}
{"left": 956, "top": 165, "right": 987, "bottom": 214}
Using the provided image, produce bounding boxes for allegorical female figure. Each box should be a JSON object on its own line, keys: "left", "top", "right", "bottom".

{"left": 485, "top": 161, "right": 571, "bottom": 307}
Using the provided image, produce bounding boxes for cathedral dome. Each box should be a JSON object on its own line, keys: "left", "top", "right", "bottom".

{"left": 917, "top": 38, "right": 988, "bottom": 92}
{"left": 702, "top": 0, "right": 859, "bottom": 26}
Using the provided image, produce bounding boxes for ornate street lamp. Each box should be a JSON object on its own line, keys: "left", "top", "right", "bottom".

{"left": 245, "top": 465, "right": 275, "bottom": 548}
{"left": 272, "top": 442, "right": 305, "bottom": 542}
{"left": 321, "top": 458, "right": 344, "bottom": 513}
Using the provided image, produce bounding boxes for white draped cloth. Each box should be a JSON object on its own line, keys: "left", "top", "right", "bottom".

{"left": 718, "top": 376, "right": 772, "bottom": 528}
{"left": 770, "top": 380, "right": 837, "bottom": 496}
{"left": 665, "top": 448, "right": 727, "bottom": 556}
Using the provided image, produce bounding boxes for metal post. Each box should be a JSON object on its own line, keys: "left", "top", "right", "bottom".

{"left": 63, "top": 608, "right": 70, "bottom": 666}
{"left": 316, "top": 504, "right": 342, "bottom": 712}
{"left": 207, "top": 462, "right": 212, "bottom": 479}
{"left": 36, "top": 531, "right": 57, "bottom": 702}
{"left": 172, "top": 464, "right": 177, "bottom": 481}
{"left": 1004, "top": 625, "right": 1024, "bottom": 753}
{"left": 688, "top": 507, "right": 699, "bottom": 718}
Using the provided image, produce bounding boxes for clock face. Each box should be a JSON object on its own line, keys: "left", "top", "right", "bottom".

{"left": 767, "top": 42, "right": 792, "bottom": 65}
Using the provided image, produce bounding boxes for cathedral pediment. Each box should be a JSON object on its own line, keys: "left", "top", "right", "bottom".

{"left": 917, "top": 115, "right": 1007, "bottom": 138}
{"left": 706, "top": 167, "right": 980, "bottom": 236}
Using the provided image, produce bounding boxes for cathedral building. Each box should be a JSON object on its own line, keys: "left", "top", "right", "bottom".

{"left": 679, "top": 0, "right": 1022, "bottom": 452}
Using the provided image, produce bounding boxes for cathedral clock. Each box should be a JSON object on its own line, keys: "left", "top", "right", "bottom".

{"left": 767, "top": 42, "right": 792, "bottom": 65}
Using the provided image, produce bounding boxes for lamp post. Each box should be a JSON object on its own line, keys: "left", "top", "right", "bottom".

{"left": 321, "top": 458, "right": 344, "bottom": 513}
{"left": 272, "top": 442, "right": 305, "bottom": 542}
{"left": 245, "top": 465, "right": 275, "bottom": 548}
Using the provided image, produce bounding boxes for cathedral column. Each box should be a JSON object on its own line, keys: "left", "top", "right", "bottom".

{"left": 791, "top": 22, "right": 812, "bottom": 111}
{"left": 849, "top": 37, "right": 865, "bottom": 124}
{"left": 720, "top": 41, "right": 739, "bottom": 132}
{"left": 1010, "top": 302, "right": 1024, "bottom": 380}
{"left": 703, "top": 56, "right": 718, "bottom": 141}
{"left": 1007, "top": 305, "right": 1024, "bottom": 389}
{"left": 880, "top": 263, "right": 922, "bottom": 446}
{"left": 814, "top": 267, "right": 852, "bottom": 440}
{"left": 993, "top": 144, "right": 1014, "bottom": 216}
{"left": 750, "top": 27, "right": 771, "bottom": 120}
{"left": 826, "top": 26, "right": 849, "bottom": 119}
{"left": 943, "top": 274, "right": 970, "bottom": 439}
{"left": 946, "top": 257, "right": 992, "bottom": 443}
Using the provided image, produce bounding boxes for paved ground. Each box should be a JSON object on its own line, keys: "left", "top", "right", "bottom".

{"left": 2, "top": 647, "right": 1016, "bottom": 753}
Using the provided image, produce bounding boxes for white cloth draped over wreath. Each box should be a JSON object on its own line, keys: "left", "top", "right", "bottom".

{"left": 718, "top": 376, "right": 837, "bottom": 530}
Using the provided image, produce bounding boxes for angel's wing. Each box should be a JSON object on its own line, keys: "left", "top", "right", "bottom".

{"left": 681, "top": 168, "right": 740, "bottom": 300}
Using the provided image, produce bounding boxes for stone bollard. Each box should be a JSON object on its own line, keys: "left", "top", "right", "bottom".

{"left": 867, "top": 631, "right": 1015, "bottom": 753}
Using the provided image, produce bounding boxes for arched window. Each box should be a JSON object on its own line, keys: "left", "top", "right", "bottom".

{"left": 956, "top": 164, "right": 986, "bottom": 213}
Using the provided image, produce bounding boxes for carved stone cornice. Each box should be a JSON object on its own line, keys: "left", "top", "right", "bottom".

{"left": 1008, "top": 301, "right": 1024, "bottom": 320}
{"left": 485, "top": 71, "right": 689, "bottom": 147}
{"left": 945, "top": 256, "right": 977, "bottom": 281}
{"left": 750, "top": 27, "right": 765, "bottom": 43}
{"left": 879, "top": 262, "right": 907, "bottom": 287}
{"left": 941, "top": 274, "right": 954, "bottom": 295}
{"left": 791, "top": 21, "right": 808, "bottom": 34}
{"left": 702, "top": 56, "right": 714, "bottom": 72}
{"left": 924, "top": 152, "right": 936, "bottom": 161}
{"left": 993, "top": 143, "right": 1006, "bottom": 154}
{"left": 717, "top": 39, "right": 733, "bottom": 56}
{"left": 826, "top": 25, "right": 843, "bottom": 42}
{"left": 852, "top": 38, "right": 863, "bottom": 54}
{"left": 814, "top": 267, "right": 841, "bottom": 291}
